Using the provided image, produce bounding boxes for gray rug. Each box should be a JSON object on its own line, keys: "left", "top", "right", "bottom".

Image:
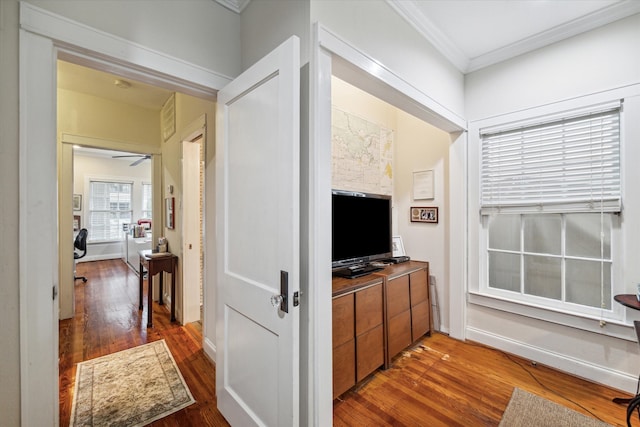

{"left": 499, "top": 388, "right": 612, "bottom": 427}
{"left": 70, "top": 339, "right": 195, "bottom": 427}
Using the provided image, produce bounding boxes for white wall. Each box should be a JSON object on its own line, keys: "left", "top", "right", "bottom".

{"left": 241, "top": 0, "right": 310, "bottom": 70}
{"left": 73, "top": 153, "right": 152, "bottom": 261}
{"left": 394, "top": 110, "right": 451, "bottom": 333}
{"left": 27, "top": 0, "right": 242, "bottom": 79}
{"left": 465, "top": 14, "right": 640, "bottom": 120}
{"left": 0, "top": 0, "right": 21, "bottom": 424}
{"left": 312, "top": 0, "right": 465, "bottom": 119}
{"left": 465, "top": 14, "right": 640, "bottom": 393}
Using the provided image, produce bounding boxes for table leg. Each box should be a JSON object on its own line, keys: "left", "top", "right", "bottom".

{"left": 147, "top": 272, "right": 153, "bottom": 328}
{"left": 139, "top": 261, "right": 143, "bottom": 310}
{"left": 159, "top": 272, "right": 164, "bottom": 305}
{"left": 171, "top": 259, "right": 176, "bottom": 322}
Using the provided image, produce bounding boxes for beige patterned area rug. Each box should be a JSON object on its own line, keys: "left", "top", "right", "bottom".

{"left": 70, "top": 340, "right": 195, "bottom": 427}
{"left": 500, "top": 388, "right": 612, "bottom": 427}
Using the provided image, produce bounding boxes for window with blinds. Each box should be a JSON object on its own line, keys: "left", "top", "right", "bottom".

{"left": 479, "top": 102, "right": 622, "bottom": 317}
{"left": 142, "top": 183, "right": 152, "bottom": 219}
{"left": 480, "top": 104, "right": 621, "bottom": 214}
{"left": 88, "top": 180, "right": 133, "bottom": 241}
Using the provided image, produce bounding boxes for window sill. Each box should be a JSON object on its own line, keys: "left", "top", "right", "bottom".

{"left": 468, "top": 291, "right": 635, "bottom": 342}
{"left": 87, "top": 239, "right": 122, "bottom": 245}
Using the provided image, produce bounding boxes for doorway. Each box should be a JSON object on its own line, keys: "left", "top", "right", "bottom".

{"left": 72, "top": 146, "right": 154, "bottom": 269}
{"left": 182, "top": 134, "right": 205, "bottom": 324}
{"left": 19, "top": 6, "right": 225, "bottom": 423}
{"left": 57, "top": 58, "right": 168, "bottom": 320}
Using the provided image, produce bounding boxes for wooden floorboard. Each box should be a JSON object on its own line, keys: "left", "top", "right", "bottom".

{"left": 61, "top": 259, "right": 637, "bottom": 426}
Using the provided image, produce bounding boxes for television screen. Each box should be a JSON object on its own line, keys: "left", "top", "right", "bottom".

{"left": 332, "top": 190, "right": 392, "bottom": 269}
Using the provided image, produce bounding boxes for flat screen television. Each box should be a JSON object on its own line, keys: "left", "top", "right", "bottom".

{"left": 332, "top": 190, "right": 392, "bottom": 272}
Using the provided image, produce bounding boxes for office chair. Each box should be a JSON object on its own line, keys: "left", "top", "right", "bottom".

{"left": 74, "top": 228, "right": 88, "bottom": 283}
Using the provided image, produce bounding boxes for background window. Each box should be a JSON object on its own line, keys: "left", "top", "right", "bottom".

{"left": 142, "top": 183, "right": 152, "bottom": 219}
{"left": 88, "top": 180, "right": 132, "bottom": 241}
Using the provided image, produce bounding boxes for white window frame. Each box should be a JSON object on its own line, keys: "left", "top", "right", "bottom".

{"left": 141, "top": 182, "right": 153, "bottom": 219}
{"left": 480, "top": 212, "right": 621, "bottom": 321}
{"left": 86, "top": 177, "right": 134, "bottom": 243}
{"left": 467, "top": 87, "right": 639, "bottom": 330}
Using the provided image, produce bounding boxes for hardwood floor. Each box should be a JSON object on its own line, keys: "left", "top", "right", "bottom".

{"left": 59, "top": 259, "right": 230, "bottom": 427}
{"left": 61, "top": 259, "right": 636, "bottom": 426}
{"left": 334, "top": 333, "right": 637, "bottom": 427}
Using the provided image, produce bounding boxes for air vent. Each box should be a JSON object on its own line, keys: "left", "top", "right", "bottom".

{"left": 162, "top": 93, "right": 176, "bottom": 142}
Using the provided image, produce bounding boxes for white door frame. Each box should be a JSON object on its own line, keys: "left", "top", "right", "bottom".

{"left": 19, "top": 4, "right": 228, "bottom": 425}
{"left": 307, "top": 24, "right": 468, "bottom": 424}
{"left": 181, "top": 125, "right": 205, "bottom": 325}
{"left": 19, "top": 26, "right": 59, "bottom": 427}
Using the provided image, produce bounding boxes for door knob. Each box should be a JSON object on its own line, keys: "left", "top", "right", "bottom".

{"left": 270, "top": 294, "right": 283, "bottom": 308}
{"left": 270, "top": 271, "right": 289, "bottom": 313}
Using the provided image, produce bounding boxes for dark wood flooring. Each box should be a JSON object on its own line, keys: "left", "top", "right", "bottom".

{"left": 60, "top": 259, "right": 636, "bottom": 426}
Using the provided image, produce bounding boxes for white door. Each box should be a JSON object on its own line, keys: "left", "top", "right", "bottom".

{"left": 215, "top": 36, "right": 300, "bottom": 426}
{"left": 182, "top": 136, "right": 204, "bottom": 324}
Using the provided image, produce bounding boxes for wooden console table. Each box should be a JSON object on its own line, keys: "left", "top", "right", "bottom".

{"left": 139, "top": 250, "right": 178, "bottom": 328}
{"left": 331, "top": 260, "right": 431, "bottom": 399}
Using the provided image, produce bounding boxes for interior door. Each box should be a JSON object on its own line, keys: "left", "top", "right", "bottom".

{"left": 182, "top": 136, "right": 203, "bottom": 324}
{"left": 215, "top": 36, "right": 300, "bottom": 426}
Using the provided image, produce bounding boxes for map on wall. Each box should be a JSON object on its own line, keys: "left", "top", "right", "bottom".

{"left": 331, "top": 107, "right": 394, "bottom": 195}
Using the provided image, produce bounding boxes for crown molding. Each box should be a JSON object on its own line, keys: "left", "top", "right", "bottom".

{"left": 386, "top": 0, "right": 469, "bottom": 72}
{"left": 467, "top": 0, "right": 640, "bottom": 72}
{"left": 387, "top": 0, "right": 640, "bottom": 74}
{"left": 214, "top": 0, "right": 251, "bottom": 14}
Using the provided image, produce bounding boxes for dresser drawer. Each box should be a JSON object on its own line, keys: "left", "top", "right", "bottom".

{"left": 332, "top": 293, "right": 354, "bottom": 348}
{"left": 355, "top": 283, "right": 383, "bottom": 336}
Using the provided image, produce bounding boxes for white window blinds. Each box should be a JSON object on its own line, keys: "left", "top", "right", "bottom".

{"left": 480, "top": 103, "right": 621, "bottom": 214}
{"left": 142, "top": 183, "right": 152, "bottom": 219}
{"left": 88, "top": 180, "right": 133, "bottom": 241}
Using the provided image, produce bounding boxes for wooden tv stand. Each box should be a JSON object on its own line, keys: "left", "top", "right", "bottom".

{"left": 332, "top": 260, "right": 431, "bottom": 399}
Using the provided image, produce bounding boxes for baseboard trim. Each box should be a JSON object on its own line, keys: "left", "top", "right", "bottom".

{"left": 77, "top": 254, "right": 121, "bottom": 263}
{"left": 203, "top": 337, "right": 216, "bottom": 363}
{"left": 466, "top": 326, "right": 636, "bottom": 394}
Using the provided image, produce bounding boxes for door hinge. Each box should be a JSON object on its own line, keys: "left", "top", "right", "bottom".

{"left": 52, "top": 285, "right": 58, "bottom": 301}
{"left": 293, "top": 291, "right": 300, "bottom": 307}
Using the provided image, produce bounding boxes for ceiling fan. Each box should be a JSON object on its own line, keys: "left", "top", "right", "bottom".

{"left": 112, "top": 154, "right": 151, "bottom": 167}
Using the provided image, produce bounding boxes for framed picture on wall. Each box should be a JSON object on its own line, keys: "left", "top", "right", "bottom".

{"left": 413, "top": 170, "right": 434, "bottom": 200}
{"left": 73, "top": 215, "right": 81, "bottom": 231}
{"left": 411, "top": 206, "right": 438, "bottom": 223}
{"left": 73, "top": 194, "right": 82, "bottom": 211}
